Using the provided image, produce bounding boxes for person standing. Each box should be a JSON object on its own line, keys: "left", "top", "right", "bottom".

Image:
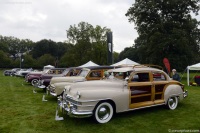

{"left": 172, "top": 69, "right": 181, "bottom": 82}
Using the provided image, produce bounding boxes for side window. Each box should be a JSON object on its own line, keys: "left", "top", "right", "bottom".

{"left": 153, "top": 72, "right": 166, "bottom": 81}
{"left": 89, "top": 71, "right": 101, "bottom": 78}
{"left": 131, "top": 73, "right": 150, "bottom": 82}
{"left": 132, "top": 74, "right": 139, "bottom": 82}
{"left": 60, "top": 69, "right": 65, "bottom": 73}
{"left": 69, "top": 70, "right": 75, "bottom": 76}
{"left": 113, "top": 72, "right": 124, "bottom": 79}
{"left": 49, "top": 70, "right": 55, "bottom": 74}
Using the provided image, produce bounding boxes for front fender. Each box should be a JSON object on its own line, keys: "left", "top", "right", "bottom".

{"left": 55, "top": 82, "right": 74, "bottom": 96}
{"left": 77, "top": 88, "right": 129, "bottom": 113}
{"left": 164, "top": 85, "right": 183, "bottom": 104}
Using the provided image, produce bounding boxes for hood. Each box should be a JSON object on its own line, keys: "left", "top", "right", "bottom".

{"left": 69, "top": 79, "right": 124, "bottom": 94}
{"left": 41, "top": 74, "right": 63, "bottom": 79}
{"left": 28, "top": 71, "right": 43, "bottom": 75}
{"left": 50, "top": 76, "right": 85, "bottom": 84}
{"left": 54, "top": 82, "right": 74, "bottom": 87}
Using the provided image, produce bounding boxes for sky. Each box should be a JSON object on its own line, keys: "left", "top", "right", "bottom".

{"left": 0, "top": 0, "right": 138, "bottom": 53}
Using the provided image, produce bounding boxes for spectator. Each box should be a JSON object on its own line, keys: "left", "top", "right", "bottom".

{"left": 172, "top": 69, "right": 180, "bottom": 82}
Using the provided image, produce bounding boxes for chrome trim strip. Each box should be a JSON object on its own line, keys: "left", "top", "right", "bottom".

{"left": 183, "top": 90, "right": 188, "bottom": 98}
{"left": 65, "top": 108, "right": 93, "bottom": 118}
{"left": 66, "top": 95, "right": 111, "bottom": 103}
{"left": 76, "top": 104, "right": 94, "bottom": 107}
{"left": 169, "top": 92, "right": 182, "bottom": 97}
{"left": 127, "top": 103, "right": 165, "bottom": 112}
{"left": 50, "top": 92, "right": 57, "bottom": 96}
{"left": 78, "top": 98, "right": 111, "bottom": 103}
{"left": 38, "top": 85, "right": 46, "bottom": 89}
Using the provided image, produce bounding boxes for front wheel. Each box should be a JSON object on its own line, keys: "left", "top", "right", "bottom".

{"left": 93, "top": 102, "right": 113, "bottom": 124}
{"left": 31, "top": 79, "right": 39, "bottom": 86}
{"left": 167, "top": 96, "right": 178, "bottom": 110}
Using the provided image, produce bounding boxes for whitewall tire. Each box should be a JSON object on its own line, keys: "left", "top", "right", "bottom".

{"left": 93, "top": 102, "right": 113, "bottom": 124}
{"left": 31, "top": 79, "right": 39, "bottom": 86}
{"left": 167, "top": 96, "right": 178, "bottom": 110}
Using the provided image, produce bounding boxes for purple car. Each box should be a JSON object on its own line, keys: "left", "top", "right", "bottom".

{"left": 25, "top": 68, "right": 65, "bottom": 86}
{"left": 37, "top": 67, "right": 81, "bottom": 89}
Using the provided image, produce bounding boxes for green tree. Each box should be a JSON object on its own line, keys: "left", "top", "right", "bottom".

{"left": 23, "top": 54, "right": 37, "bottom": 68}
{"left": 3, "top": 36, "right": 21, "bottom": 59}
{"left": 126, "top": 0, "right": 200, "bottom": 71}
{"left": 0, "top": 36, "right": 34, "bottom": 61}
{"left": 20, "top": 39, "right": 34, "bottom": 54}
{"left": 37, "top": 54, "right": 55, "bottom": 68}
{"left": 113, "top": 51, "right": 119, "bottom": 63}
{"left": 90, "top": 25, "right": 111, "bottom": 65}
{"left": 59, "top": 52, "right": 76, "bottom": 67}
{"left": 66, "top": 22, "right": 111, "bottom": 66}
{"left": 119, "top": 47, "right": 139, "bottom": 63}
{"left": 0, "top": 50, "right": 12, "bottom": 68}
{"left": 32, "top": 39, "right": 57, "bottom": 59}
{"left": 0, "top": 35, "right": 9, "bottom": 53}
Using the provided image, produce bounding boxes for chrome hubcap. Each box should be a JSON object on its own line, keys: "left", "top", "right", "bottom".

{"left": 169, "top": 97, "right": 176, "bottom": 107}
{"left": 98, "top": 106, "right": 110, "bottom": 120}
{"left": 32, "top": 80, "right": 38, "bottom": 85}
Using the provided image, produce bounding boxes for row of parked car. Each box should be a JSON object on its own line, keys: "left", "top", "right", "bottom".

{"left": 3, "top": 68, "right": 32, "bottom": 77}
{"left": 4, "top": 65, "right": 188, "bottom": 123}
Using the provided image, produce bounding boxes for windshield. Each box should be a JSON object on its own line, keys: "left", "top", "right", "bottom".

{"left": 78, "top": 69, "right": 89, "bottom": 77}
{"left": 62, "top": 69, "right": 70, "bottom": 75}
{"left": 107, "top": 71, "right": 133, "bottom": 80}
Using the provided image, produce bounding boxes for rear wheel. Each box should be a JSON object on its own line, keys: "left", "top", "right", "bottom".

{"left": 167, "top": 96, "right": 178, "bottom": 110}
{"left": 93, "top": 102, "right": 113, "bottom": 124}
{"left": 31, "top": 79, "right": 39, "bottom": 86}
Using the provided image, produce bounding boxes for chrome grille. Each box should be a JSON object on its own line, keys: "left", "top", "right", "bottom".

{"left": 65, "top": 96, "right": 81, "bottom": 105}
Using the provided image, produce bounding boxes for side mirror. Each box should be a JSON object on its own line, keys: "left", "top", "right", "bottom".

{"left": 125, "top": 77, "right": 129, "bottom": 81}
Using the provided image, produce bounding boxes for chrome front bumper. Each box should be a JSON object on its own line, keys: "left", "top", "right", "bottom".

{"left": 58, "top": 98, "right": 93, "bottom": 118}
{"left": 38, "top": 85, "right": 46, "bottom": 89}
{"left": 183, "top": 90, "right": 188, "bottom": 98}
{"left": 37, "top": 80, "right": 45, "bottom": 88}
{"left": 50, "top": 92, "right": 57, "bottom": 96}
{"left": 48, "top": 85, "right": 57, "bottom": 96}
{"left": 67, "top": 108, "right": 93, "bottom": 118}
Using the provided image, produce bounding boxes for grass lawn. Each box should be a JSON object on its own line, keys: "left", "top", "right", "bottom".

{"left": 0, "top": 70, "right": 200, "bottom": 133}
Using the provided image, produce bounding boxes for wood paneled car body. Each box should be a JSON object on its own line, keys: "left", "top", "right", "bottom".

{"left": 48, "top": 66, "right": 116, "bottom": 97}
{"left": 37, "top": 67, "right": 81, "bottom": 89}
{"left": 59, "top": 66, "right": 188, "bottom": 124}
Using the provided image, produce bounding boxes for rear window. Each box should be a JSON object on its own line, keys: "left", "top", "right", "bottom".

{"left": 153, "top": 72, "right": 166, "bottom": 81}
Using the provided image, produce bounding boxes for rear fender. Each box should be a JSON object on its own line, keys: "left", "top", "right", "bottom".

{"left": 164, "top": 85, "right": 183, "bottom": 104}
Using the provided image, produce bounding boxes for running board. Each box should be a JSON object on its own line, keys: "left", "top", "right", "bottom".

{"left": 128, "top": 103, "right": 165, "bottom": 112}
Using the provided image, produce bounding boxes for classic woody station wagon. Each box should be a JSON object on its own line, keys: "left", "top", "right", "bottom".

{"left": 48, "top": 66, "right": 116, "bottom": 97}
{"left": 59, "top": 66, "right": 188, "bottom": 123}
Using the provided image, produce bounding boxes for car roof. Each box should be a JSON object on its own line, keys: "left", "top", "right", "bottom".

{"left": 107, "top": 67, "right": 133, "bottom": 73}
{"left": 50, "top": 68, "right": 67, "bottom": 70}
{"left": 107, "top": 66, "right": 164, "bottom": 73}
{"left": 82, "top": 66, "right": 118, "bottom": 70}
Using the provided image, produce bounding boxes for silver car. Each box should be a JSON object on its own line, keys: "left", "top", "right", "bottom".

{"left": 59, "top": 66, "right": 188, "bottom": 124}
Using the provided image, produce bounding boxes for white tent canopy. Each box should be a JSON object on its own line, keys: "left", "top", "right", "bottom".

{"left": 111, "top": 58, "right": 139, "bottom": 66}
{"left": 43, "top": 65, "right": 54, "bottom": 70}
{"left": 79, "top": 61, "right": 99, "bottom": 67}
{"left": 187, "top": 63, "right": 200, "bottom": 86}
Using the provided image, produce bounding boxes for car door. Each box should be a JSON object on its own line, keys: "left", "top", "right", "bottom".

{"left": 152, "top": 71, "right": 169, "bottom": 104}
{"left": 128, "top": 72, "right": 154, "bottom": 109}
{"left": 86, "top": 70, "right": 103, "bottom": 80}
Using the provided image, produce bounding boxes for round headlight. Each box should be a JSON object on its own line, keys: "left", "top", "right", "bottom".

{"left": 65, "top": 85, "right": 71, "bottom": 92}
{"left": 76, "top": 91, "right": 81, "bottom": 99}
{"left": 50, "top": 84, "right": 55, "bottom": 88}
